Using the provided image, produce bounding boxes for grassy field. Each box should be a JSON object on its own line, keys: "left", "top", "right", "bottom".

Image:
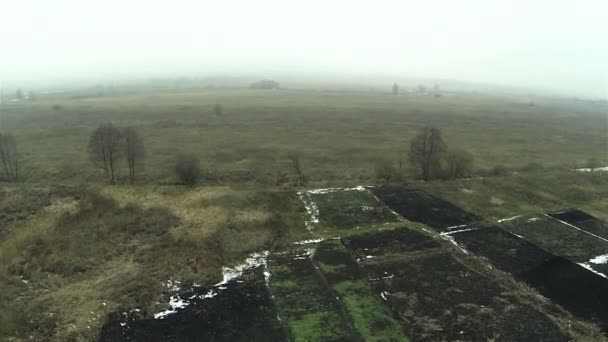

{"left": 1, "top": 87, "right": 607, "bottom": 340}
{"left": 0, "top": 184, "right": 304, "bottom": 341}
{"left": 1, "top": 88, "right": 606, "bottom": 185}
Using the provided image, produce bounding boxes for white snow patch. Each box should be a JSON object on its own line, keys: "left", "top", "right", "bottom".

{"left": 153, "top": 250, "right": 270, "bottom": 319}
{"left": 577, "top": 263, "right": 608, "bottom": 278}
{"left": 574, "top": 166, "right": 608, "bottom": 172}
{"left": 589, "top": 254, "right": 608, "bottom": 264}
{"left": 528, "top": 217, "right": 540, "bottom": 222}
{"left": 297, "top": 191, "right": 320, "bottom": 230}
{"left": 440, "top": 227, "right": 479, "bottom": 235}
{"left": 445, "top": 224, "right": 467, "bottom": 230}
{"left": 497, "top": 215, "right": 521, "bottom": 223}
{"left": 306, "top": 186, "right": 368, "bottom": 195}
{"left": 154, "top": 296, "right": 189, "bottom": 319}
{"left": 443, "top": 235, "right": 469, "bottom": 254}
{"left": 293, "top": 238, "right": 325, "bottom": 245}
{"left": 511, "top": 233, "right": 525, "bottom": 239}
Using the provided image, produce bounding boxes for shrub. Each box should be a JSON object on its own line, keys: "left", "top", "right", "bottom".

{"left": 375, "top": 160, "right": 397, "bottom": 184}
{"left": 174, "top": 155, "right": 201, "bottom": 185}
{"left": 444, "top": 149, "right": 474, "bottom": 179}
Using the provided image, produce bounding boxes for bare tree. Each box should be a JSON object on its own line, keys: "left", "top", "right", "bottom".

{"left": 392, "top": 83, "right": 399, "bottom": 95}
{"left": 444, "top": 149, "right": 474, "bottom": 179}
{"left": 0, "top": 133, "right": 19, "bottom": 182}
{"left": 88, "top": 123, "right": 122, "bottom": 184}
{"left": 124, "top": 127, "right": 144, "bottom": 184}
{"left": 408, "top": 126, "right": 446, "bottom": 181}
{"left": 289, "top": 154, "right": 307, "bottom": 186}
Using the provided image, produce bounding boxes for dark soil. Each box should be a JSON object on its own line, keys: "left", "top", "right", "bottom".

{"left": 372, "top": 185, "right": 480, "bottom": 230}
{"left": 361, "top": 253, "right": 569, "bottom": 342}
{"left": 520, "top": 257, "right": 608, "bottom": 331}
{"left": 342, "top": 227, "right": 440, "bottom": 257}
{"left": 454, "top": 225, "right": 608, "bottom": 332}
{"left": 549, "top": 209, "right": 596, "bottom": 223}
{"left": 98, "top": 267, "right": 286, "bottom": 342}
{"left": 452, "top": 226, "right": 555, "bottom": 275}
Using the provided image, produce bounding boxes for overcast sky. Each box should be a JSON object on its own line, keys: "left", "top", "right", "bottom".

{"left": 0, "top": 0, "right": 606, "bottom": 97}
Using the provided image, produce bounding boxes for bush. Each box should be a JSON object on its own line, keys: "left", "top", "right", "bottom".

{"left": 375, "top": 160, "right": 397, "bottom": 184}
{"left": 444, "top": 149, "right": 474, "bottom": 179}
{"left": 174, "top": 155, "right": 201, "bottom": 185}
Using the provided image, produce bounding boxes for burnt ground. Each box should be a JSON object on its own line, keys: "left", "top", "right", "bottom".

{"left": 549, "top": 209, "right": 596, "bottom": 223}
{"left": 520, "top": 257, "right": 608, "bottom": 331}
{"left": 452, "top": 226, "right": 555, "bottom": 275}
{"left": 372, "top": 185, "right": 479, "bottom": 231}
{"left": 98, "top": 267, "right": 286, "bottom": 342}
{"left": 342, "top": 226, "right": 441, "bottom": 257}
{"left": 343, "top": 228, "right": 569, "bottom": 342}
{"left": 452, "top": 225, "right": 608, "bottom": 332}
{"left": 361, "top": 253, "right": 569, "bottom": 342}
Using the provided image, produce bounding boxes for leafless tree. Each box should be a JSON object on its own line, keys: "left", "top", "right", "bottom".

{"left": 124, "top": 127, "right": 144, "bottom": 184}
{"left": 289, "top": 154, "right": 307, "bottom": 186}
{"left": 392, "top": 83, "right": 399, "bottom": 95}
{"left": 408, "top": 126, "right": 446, "bottom": 181}
{"left": 0, "top": 133, "right": 19, "bottom": 182}
{"left": 88, "top": 123, "right": 122, "bottom": 183}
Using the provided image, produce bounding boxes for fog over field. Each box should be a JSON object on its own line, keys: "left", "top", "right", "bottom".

{"left": 1, "top": 0, "right": 606, "bottom": 98}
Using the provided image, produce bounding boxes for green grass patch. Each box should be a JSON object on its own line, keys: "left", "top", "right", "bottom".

{"left": 315, "top": 240, "right": 409, "bottom": 341}
{"left": 268, "top": 251, "right": 351, "bottom": 341}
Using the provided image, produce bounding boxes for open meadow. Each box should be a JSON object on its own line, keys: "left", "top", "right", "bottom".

{"left": 1, "top": 87, "right": 606, "bottom": 185}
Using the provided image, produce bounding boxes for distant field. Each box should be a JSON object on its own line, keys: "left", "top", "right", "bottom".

{"left": 1, "top": 88, "right": 606, "bottom": 184}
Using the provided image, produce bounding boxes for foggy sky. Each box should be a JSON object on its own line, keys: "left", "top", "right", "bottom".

{"left": 1, "top": 0, "right": 606, "bottom": 97}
